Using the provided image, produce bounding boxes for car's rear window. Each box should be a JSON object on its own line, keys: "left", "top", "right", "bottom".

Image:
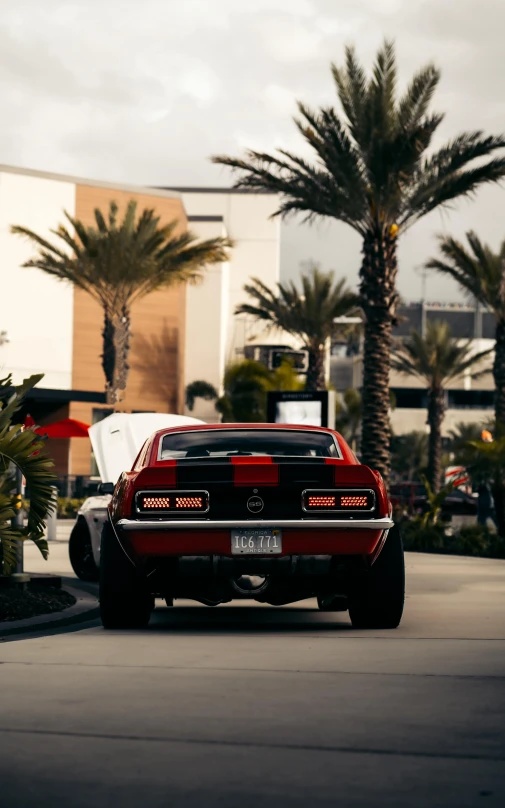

{"left": 160, "top": 429, "right": 341, "bottom": 459}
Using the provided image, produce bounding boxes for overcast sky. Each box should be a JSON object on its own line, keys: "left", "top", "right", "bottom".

{"left": 1, "top": 0, "right": 505, "bottom": 302}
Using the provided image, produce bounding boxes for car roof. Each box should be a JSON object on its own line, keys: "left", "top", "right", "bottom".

{"left": 151, "top": 422, "right": 343, "bottom": 439}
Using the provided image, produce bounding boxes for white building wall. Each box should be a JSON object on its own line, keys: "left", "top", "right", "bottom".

{"left": 391, "top": 407, "right": 492, "bottom": 437}
{"left": 179, "top": 191, "right": 281, "bottom": 362}
{"left": 184, "top": 219, "right": 229, "bottom": 422}
{"left": 0, "top": 170, "right": 75, "bottom": 389}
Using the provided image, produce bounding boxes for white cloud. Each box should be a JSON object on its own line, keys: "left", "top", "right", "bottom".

{"left": 261, "top": 19, "right": 323, "bottom": 62}
{"left": 1, "top": 0, "right": 505, "bottom": 302}
{"left": 260, "top": 84, "right": 299, "bottom": 116}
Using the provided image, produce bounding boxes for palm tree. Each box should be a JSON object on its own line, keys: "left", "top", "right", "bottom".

{"left": 392, "top": 321, "right": 491, "bottom": 492}
{"left": 426, "top": 232, "right": 505, "bottom": 427}
{"left": 447, "top": 421, "right": 484, "bottom": 461}
{"left": 12, "top": 201, "right": 231, "bottom": 405}
{"left": 391, "top": 431, "right": 428, "bottom": 481}
{"left": 186, "top": 358, "right": 303, "bottom": 422}
{"left": 213, "top": 40, "right": 505, "bottom": 481}
{"left": 236, "top": 267, "right": 359, "bottom": 390}
{"left": 0, "top": 374, "right": 57, "bottom": 575}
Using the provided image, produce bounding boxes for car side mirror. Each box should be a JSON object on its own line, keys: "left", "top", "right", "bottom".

{"left": 97, "top": 482, "right": 114, "bottom": 495}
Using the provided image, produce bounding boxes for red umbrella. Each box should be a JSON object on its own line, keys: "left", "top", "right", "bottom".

{"left": 34, "top": 418, "right": 91, "bottom": 439}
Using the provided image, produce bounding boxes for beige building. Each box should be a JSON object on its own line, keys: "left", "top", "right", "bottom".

{"left": 0, "top": 166, "right": 281, "bottom": 483}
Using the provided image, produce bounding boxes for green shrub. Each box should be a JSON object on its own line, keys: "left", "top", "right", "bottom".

{"left": 451, "top": 524, "right": 505, "bottom": 559}
{"left": 400, "top": 518, "right": 505, "bottom": 558}
{"left": 57, "top": 498, "right": 86, "bottom": 519}
{"left": 401, "top": 519, "right": 447, "bottom": 552}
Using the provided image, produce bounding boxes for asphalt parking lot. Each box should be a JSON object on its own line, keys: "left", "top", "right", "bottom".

{"left": 0, "top": 537, "right": 504, "bottom": 807}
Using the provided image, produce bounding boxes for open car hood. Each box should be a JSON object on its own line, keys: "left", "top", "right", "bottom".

{"left": 88, "top": 412, "right": 205, "bottom": 484}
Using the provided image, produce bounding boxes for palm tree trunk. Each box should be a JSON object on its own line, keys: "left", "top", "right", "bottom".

{"left": 359, "top": 229, "right": 399, "bottom": 482}
{"left": 102, "top": 307, "right": 131, "bottom": 406}
{"left": 493, "top": 317, "right": 505, "bottom": 427}
{"left": 427, "top": 387, "right": 445, "bottom": 493}
{"left": 305, "top": 346, "right": 325, "bottom": 391}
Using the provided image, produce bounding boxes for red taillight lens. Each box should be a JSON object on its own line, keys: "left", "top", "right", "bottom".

{"left": 308, "top": 495, "right": 336, "bottom": 508}
{"left": 136, "top": 490, "right": 208, "bottom": 513}
{"left": 303, "top": 490, "right": 374, "bottom": 511}
{"left": 340, "top": 495, "right": 369, "bottom": 508}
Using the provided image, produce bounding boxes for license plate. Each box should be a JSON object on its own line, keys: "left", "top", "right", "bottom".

{"left": 231, "top": 528, "right": 282, "bottom": 555}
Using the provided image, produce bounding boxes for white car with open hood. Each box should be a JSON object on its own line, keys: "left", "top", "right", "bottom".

{"left": 68, "top": 412, "right": 204, "bottom": 580}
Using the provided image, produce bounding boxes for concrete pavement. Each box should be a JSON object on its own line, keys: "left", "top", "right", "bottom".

{"left": 0, "top": 545, "right": 504, "bottom": 807}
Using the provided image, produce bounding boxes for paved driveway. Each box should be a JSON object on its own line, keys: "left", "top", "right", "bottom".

{"left": 0, "top": 550, "right": 504, "bottom": 807}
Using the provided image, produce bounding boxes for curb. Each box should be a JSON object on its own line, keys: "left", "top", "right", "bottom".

{"left": 0, "top": 584, "right": 99, "bottom": 639}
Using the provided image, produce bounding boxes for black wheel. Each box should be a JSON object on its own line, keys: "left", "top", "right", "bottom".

{"left": 69, "top": 519, "right": 99, "bottom": 582}
{"left": 317, "top": 594, "right": 348, "bottom": 612}
{"left": 99, "top": 520, "right": 152, "bottom": 629}
{"left": 348, "top": 525, "right": 405, "bottom": 629}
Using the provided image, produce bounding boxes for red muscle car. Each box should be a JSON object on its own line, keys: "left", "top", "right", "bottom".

{"left": 99, "top": 423, "right": 404, "bottom": 629}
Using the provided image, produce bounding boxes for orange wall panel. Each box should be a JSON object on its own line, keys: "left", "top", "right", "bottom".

{"left": 69, "top": 185, "right": 187, "bottom": 475}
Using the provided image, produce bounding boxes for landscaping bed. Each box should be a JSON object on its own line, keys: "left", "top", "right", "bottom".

{"left": 0, "top": 584, "right": 76, "bottom": 622}
{"left": 400, "top": 520, "right": 505, "bottom": 558}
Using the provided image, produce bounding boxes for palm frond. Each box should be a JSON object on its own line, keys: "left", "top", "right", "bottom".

{"left": 0, "top": 375, "right": 57, "bottom": 574}
{"left": 392, "top": 320, "right": 492, "bottom": 388}
{"left": 213, "top": 41, "right": 505, "bottom": 235}
{"left": 426, "top": 232, "right": 505, "bottom": 316}
{"left": 236, "top": 267, "right": 359, "bottom": 349}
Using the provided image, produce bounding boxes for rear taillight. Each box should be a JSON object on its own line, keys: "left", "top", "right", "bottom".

{"left": 302, "top": 489, "right": 375, "bottom": 512}
{"left": 136, "top": 490, "right": 209, "bottom": 513}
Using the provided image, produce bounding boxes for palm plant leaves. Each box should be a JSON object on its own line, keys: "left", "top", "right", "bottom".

{"left": 213, "top": 39, "right": 505, "bottom": 479}
{"left": 12, "top": 200, "right": 232, "bottom": 403}
{"left": 11, "top": 201, "right": 232, "bottom": 313}
{"left": 419, "top": 475, "right": 455, "bottom": 527}
{"left": 426, "top": 231, "right": 505, "bottom": 427}
{"left": 391, "top": 320, "right": 492, "bottom": 387}
{"left": 213, "top": 40, "right": 505, "bottom": 233}
{"left": 392, "top": 321, "right": 492, "bottom": 491}
{"left": 391, "top": 431, "right": 428, "bottom": 480}
{"left": 237, "top": 266, "right": 358, "bottom": 391}
{"left": 426, "top": 232, "right": 505, "bottom": 316}
{"left": 0, "top": 375, "right": 57, "bottom": 574}
{"left": 185, "top": 380, "right": 219, "bottom": 412}
{"left": 238, "top": 267, "right": 358, "bottom": 346}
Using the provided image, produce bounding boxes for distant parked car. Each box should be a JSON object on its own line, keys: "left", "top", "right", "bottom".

{"left": 68, "top": 412, "right": 205, "bottom": 581}
{"left": 390, "top": 482, "right": 477, "bottom": 517}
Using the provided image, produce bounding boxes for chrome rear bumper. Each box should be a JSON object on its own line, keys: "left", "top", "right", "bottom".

{"left": 116, "top": 517, "right": 394, "bottom": 532}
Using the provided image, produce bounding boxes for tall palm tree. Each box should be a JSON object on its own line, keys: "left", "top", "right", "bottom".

{"left": 392, "top": 321, "right": 491, "bottom": 492}
{"left": 12, "top": 201, "right": 231, "bottom": 405}
{"left": 236, "top": 267, "right": 359, "bottom": 390}
{"left": 213, "top": 40, "right": 505, "bottom": 481}
{"left": 0, "top": 374, "right": 57, "bottom": 575}
{"left": 426, "top": 232, "right": 505, "bottom": 427}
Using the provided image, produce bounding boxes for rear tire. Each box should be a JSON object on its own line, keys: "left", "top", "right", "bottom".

{"left": 99, "top": 521, "right": 152, "bottom": 629}
{"left": 69, "top": 519, "right": 99, "bottom": 582}
{"left": 348, "top": 525, "right": 405, "bottom": 629}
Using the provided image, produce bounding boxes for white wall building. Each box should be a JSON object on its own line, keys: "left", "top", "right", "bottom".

{"left": 0, "top": 167, "right": 76, "bottom": 390}
{"left": 168, "top": 188, "right": 282, "bottom": 420}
